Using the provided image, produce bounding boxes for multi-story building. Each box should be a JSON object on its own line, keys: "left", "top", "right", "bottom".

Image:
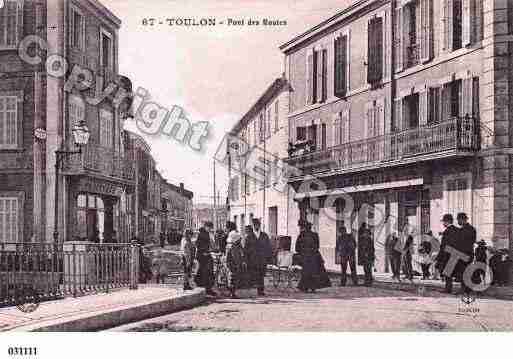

{"left": 161, "top": 180, "right": 194, "bottom": 234}
{"left": 0, "top": 0, "right": 135, "bottom": 244}
{"left": 281, "top": 0, "right": 512, "bottom": 271}
{"left": 227, "top": 76, "right": 290, "bottom": 238}
{"left": 193, "top": 203, "right": 228, "bottom": 231}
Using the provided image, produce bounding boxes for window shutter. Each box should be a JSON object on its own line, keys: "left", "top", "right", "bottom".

{"left": 475, "top": 0, "right": 483, "bottom": 42}
{"left": 394, "top": 7, "right": 403, "bottom": 73}
{"left": 367, "top": 18, "right": 382, "bottom": 84}
{"left": 462, "top": 0, "right": 471, "bottom": 47}
{"left": 419, "top": 88, "right": 429, "bottom": 126}
{"left": 394, "top": 98, "right": 403, "bottom": 131}
{"left": 342, "top": 108, "right": 350, "bottom": 143}
{"left": 332, "top": 113, "right": 341, "bottom": 146}
{"left": 442, "top": 0, "right": 454, "bottom": 52}
{"left": 441, "top": 84, "right": 451, "bottom": 121}
{"left": 419, "top": 0, "right": 433, "bottom": 62}
{"left": 306, "top": 51, "right": 313, "bottom": 105}
{"left": 462, "top": 76, "right": 475, "bottom": 117}
{"left": 376, "top": 98, "right": 385, "bottom": 136}
{"left": 334, "top": 35, "right": 348, "bottom": 97}
{"left": 375, "top": 17, "right": 384, "bottom": 82}
{"left": 321, "top": 49, "right": 328, "bottom": 102}
{"left": 316, "top": 50, "right": 322, "bottom": 103}
{"left": 364, "top": 102, "right": 373, "bottom": 138}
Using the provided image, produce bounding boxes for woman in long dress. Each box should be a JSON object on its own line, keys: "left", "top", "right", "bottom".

{"left": 295, "top": 220, "right": 331, "bottom": 292}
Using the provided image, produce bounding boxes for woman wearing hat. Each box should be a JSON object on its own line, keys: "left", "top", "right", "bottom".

{"left": 295, "top": 220, "right": 331, "bottom": 292}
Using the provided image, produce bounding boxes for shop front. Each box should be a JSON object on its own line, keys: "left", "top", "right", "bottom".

{"left": 67, "top": 176, "right": 134, "bottom": 243}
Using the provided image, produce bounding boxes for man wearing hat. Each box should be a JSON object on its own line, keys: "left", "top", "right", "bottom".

{"left": 249, "top": 218, "right": 272, "bottom": 296}
{"left": 456, "top": 212, "right": 476, "bottom": 293}
{"left": 194, "top": 221, "right": 217, "bottom": 296}
{"left": 435, "top": 214, "right": 459, "bottom": 294}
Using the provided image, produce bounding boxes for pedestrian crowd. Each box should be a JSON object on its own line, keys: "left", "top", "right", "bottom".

{"left": 139, "top": 211, "right": 511, "bottom": 296}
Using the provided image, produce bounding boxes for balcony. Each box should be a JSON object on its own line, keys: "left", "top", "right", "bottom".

{"left": 286, "top": 117, "right": 480, "bottom": 179}
{"left": 62, "top": 145, "right": 135, "bottom": 183}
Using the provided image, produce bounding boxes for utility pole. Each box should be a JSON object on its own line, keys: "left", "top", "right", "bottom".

{"left": 213, "top": 160, "right": 217, "bottom": 231}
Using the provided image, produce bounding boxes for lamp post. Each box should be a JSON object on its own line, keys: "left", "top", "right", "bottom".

{"left": 53, "top": 119, "right": 90, "bottom": 243}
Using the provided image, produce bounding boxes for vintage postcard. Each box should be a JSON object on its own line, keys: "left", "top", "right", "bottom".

{"left": 0, "top": 0, "right": 512, "bottom": 349}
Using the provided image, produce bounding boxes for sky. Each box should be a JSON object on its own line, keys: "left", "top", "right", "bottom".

{"left": 102, "top": 0, "right": 352, "bottom": 204}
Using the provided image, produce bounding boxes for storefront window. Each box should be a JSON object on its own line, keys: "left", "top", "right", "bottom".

{"left": 77, "top": 194, "right": 107, "bottom": 242}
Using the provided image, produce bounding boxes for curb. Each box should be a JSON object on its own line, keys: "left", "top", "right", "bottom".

{"left": 9, "top": 288, "right": 206, "bottom": 332}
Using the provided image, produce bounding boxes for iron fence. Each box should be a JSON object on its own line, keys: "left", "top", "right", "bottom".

{"left": 0, "top": 242, "right": 139, "bottom": 307}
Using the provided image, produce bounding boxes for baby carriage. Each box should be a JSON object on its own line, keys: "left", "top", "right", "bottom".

{"left": 268, "top": 250, "right": 302, "bottom": 289}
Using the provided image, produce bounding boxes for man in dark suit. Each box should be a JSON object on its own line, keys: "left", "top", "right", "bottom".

{"left": 251, "top": 218, "right": 272, "bottom": 296}
{"left": 336, "top": 225, "right": 358, "bottom": 286}
{"left": 436, "top": 214, "right": 459, "bottom": 294}
{"left": 194, "top": 221, "right": 217, "bottom": 296}
{"left": 456, "top": 212, "right": 476, "bottom": 293}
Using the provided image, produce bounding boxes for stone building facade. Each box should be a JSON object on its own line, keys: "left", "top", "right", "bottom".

{"left": 0, "top": 0, "right": 136, "bottom": 244}
{"left": 161, "top": 180, "right": 194, "bottom": 234}
{"left": 227, "top": 76, "right": 290, "bottom": 238}
{"left": 281, "top": 0, "right": 513, "bottom": 271}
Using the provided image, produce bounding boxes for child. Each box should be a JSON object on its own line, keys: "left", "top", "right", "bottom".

{"left": 180, "top": 229, "right": 195, "bottom": 291}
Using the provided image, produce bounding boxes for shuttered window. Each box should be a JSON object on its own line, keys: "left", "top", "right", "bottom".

{"left": 334, "top": 33, "right": 349, "bottom": 97}
{"left": 394, "top": 7, "right": 403, "bottom": 73}
{"left": 0, "top": 197, "right": 18, "bottom": 243}
{"left": 0, "top": 96, "right": 18, "bottom": 149}
{"left": 99, "top": 109, "right": 114, "bottom": 148}
{"left": 444, "top": 176, "right": 471, "bottom": 221}
{"left": 306, "top": 51, "right": 314, "bottom": 105}
{"left": 320, "top": 49, "right": 328, "bottom": 102}
{"left": 419, "top": 0, "right": 433, "bottom": 62}
{"left": 297, "top": 126, "right": 306, "bottom": 141}
{"left": 70, "top": 5, "right": 85, "bottom": 49}
{"left": 332, "top": 109, "right": 350, "bottom": 146}
{"left": 266, "top": 107, "right": 272, "bottom": 138}
{"left": 0, "top": 0, "right": 23, "bottom": 49}
{"left": 274, "top": 100, "right": 279, "bottom": 133}
{"left": 367, "top": 17, "right": 384, "bottom": 84}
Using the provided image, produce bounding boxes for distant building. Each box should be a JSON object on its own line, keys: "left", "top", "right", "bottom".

{"left": 161, "top": 180, "right": 194, "bottom": 234}
{"left": 192, "top": 203, "right": 228, "bottom": 231}
{"left": 227, "top": 76, "right": 290, "bottom": 238}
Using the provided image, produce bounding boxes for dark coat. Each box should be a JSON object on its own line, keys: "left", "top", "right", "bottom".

{"left": 226, "top": 241, "right": 246, "bottom": 289}
{"left": 457, "top": 223, "right": 477, "bottom": 256}
{"left": 194, "top": 228, "right": 215, "bottom": 288}
{"left": 435, "top": 225, "right": 459, "bottom": 277}
{"left": 336, "top": 233, "right": 356, "bottom": 258}
{"left": 295, "top": 230, "right": 331, "bottom": 290}
{"left": 357, "top": 228, "right": 375, "bottom": 266}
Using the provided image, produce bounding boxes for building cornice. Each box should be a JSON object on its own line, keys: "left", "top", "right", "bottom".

{"left": 279, "top": 0, "right": 384, "bottom": 54}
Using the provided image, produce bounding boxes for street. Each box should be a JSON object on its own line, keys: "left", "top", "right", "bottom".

{"left": 107, "top": 284, "right": 513, "bottom": 332}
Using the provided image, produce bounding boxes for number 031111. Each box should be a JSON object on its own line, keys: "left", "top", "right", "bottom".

{"left": 7, "top": 347, "right": 37, "bottom": 356}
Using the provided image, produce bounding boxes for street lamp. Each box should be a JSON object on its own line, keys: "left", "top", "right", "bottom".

{"left": 53, "top": 119, "right": 90, "bottom": 242}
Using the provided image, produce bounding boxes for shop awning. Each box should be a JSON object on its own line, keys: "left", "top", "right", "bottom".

{"left": 294, "top": 178, "right": 424, "bottom": 200}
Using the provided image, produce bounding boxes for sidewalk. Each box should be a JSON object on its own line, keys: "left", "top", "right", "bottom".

{"left": 329, "top": 270, "right": 513, "bottom": 300}
{"left": 0, "top": 285, "right": 205, "bottom": 332}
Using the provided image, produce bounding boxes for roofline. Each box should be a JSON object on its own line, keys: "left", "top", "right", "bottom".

{"left": 86, "top": 0, "right": 122, "bottom": 28}
{"left": 279, "top": 0, "right": 373, "bottom": 53}
{"left": 230, "top": 76, "right": 289, "bottom": 135}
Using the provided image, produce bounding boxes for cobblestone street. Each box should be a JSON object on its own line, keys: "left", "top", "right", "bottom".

{"left": 107, "top": 284, "right": 513, "bottom": 332}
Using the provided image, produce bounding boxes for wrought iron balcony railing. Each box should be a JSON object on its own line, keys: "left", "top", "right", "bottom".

{"left": 62, "top": 145, "right": 135, "bottom": 182}
{"left": 286, "top": 117, "right": 480, "bottom": 178}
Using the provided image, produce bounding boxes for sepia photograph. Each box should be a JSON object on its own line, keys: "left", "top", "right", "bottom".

{"left": 0, "top": 0, "right": 512, "bottom": 352}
